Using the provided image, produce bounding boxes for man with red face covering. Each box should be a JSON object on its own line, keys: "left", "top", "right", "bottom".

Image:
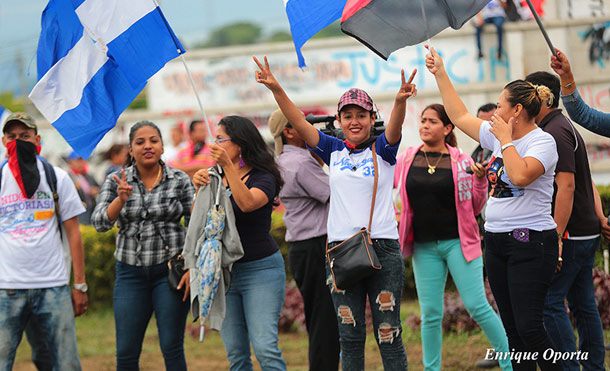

{"left": 0, "top": 113, "right": 88, "bottom": 370}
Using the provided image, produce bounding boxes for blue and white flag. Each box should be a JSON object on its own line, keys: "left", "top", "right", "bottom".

{"left": 29, "top": 0, "right": 184, "bottom": 158}
{"left": 284, "top": 0, "right": 347, "bottom": 68}
{"left": 0, "top": 106, "right": 10, "bottom": 126}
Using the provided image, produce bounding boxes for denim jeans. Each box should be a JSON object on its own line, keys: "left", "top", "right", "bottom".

{"left": 289, "top": 235, "right": 340, "bottom": 371}
{"left": 544, "top": 237, "right": 605, "bottom": 370}
{"left": 413, "top": 239, "right": 512, "bottom": 371}
{"left": 326, "top": 239, "right": 408, "bottom": 371}
{"left": 485, "top": 229, "right": 562, "bottom": 371}
{"left": 114, "top": 261, "right": 190, "bottom": 371}
{"left": 0, "top": 285, "right": 81, "bottom": 371}
{"left": 476, "top": 16, "right": 505, "bottom": 54}
{"left": 220, "top": 250, "right": 287, "bottom": 371}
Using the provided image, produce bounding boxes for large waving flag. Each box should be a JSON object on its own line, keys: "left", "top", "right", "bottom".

{"left": 341, "top": 0, "right": 490, "bottom": 60}
{"left": 285, "top": 0, "right": 488, "bottom": 66}
{"left": 284, "top": 0, "right": 347, "bottom": 68}
{"left": 29, "top": 0, "right": 184, "bottom": 158}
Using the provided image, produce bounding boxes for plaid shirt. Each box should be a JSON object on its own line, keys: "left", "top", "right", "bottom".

{"left": 92, "top": 164, "right": 195, "bottom": 266}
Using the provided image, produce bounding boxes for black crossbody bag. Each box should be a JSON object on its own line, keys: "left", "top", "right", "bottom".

{"left": 326, "top": 142, "right": 382, "bottom": 291}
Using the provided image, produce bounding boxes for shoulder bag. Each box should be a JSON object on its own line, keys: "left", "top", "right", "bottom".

{"left": 326, "top": 142, "right": 382, "bottom": 291}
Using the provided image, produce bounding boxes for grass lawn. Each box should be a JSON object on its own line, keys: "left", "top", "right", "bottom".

{"left": 12, "top": 300, "right": 610, "bottom": 370}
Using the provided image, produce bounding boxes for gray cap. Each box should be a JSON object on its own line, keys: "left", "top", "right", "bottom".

{"left": 3, "top": 112, "right": 37, "bottom": 133}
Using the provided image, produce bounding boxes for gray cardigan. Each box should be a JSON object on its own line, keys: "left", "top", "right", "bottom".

{"left": 182, "top": 169, "right": 243, "bottom": 330}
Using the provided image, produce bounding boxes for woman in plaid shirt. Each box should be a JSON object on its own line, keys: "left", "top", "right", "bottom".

{"left": 92, "top": 121, "right": 195, "bottom": 371}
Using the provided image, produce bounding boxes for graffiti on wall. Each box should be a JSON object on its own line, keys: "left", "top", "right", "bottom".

{"left": 581, "top": 22, "right": 610, "bottom": 67}
{"left": 148, "top": 38, "right": 511, "bottom": 113}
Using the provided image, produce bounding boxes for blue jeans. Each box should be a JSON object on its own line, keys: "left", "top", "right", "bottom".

{"left": 0, "top": 285, "right": 81, "bottom": 370}
{"left": 413, "top": 239, "right": 512, "bottom": 371}
{"left": 476, "top": 16, "right": 505, "bottom": 54}
{"left": 326, "top": 239, "right": 408, "bottom": 371}
{"left": 114, "top": 261, "right": 190, "bottom": 371}
{"left": 543, "top": 237, "right": 605, "bottom": 370}
{"left": 220, "top": 251, "right": 287, "bottom": 371}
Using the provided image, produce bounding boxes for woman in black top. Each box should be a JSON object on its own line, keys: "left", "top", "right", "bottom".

{"left": 192, "top": 116, "right": 286, "bottom": 370}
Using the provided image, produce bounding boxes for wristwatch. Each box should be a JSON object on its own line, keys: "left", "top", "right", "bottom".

{"left": 73, "top": 283, "right": 88, "bottom": 293}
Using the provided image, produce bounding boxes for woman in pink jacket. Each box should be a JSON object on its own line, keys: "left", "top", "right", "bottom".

{"left": 394, "top": 104, "right": 511, "bottom": 371}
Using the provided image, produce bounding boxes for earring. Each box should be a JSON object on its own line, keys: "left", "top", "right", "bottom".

{"left": 239, "top": 156, "right": 245, "bottom": 168}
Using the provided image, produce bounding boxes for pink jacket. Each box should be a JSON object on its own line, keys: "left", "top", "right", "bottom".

{"left": 394, "top": 144, "right": 488, "bottom": 262}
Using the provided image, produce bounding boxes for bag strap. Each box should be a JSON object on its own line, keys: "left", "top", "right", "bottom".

{"left": 38, "top": 156, "right": 62, "bottom": 240}
{"left": 368, "top": 142, "right": 379, "bottom": 233}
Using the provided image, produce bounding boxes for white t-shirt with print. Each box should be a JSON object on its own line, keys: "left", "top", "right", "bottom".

{"left": 0, "top": 160, "right": 85, "bottom": 289}
{"left": 310, "top": 131, "right": 399, "bottom": 243}
{"left": 479, "top": 121, "right": 557, "bottom": 232}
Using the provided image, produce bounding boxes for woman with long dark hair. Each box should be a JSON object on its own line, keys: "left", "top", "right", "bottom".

{"left": 192, "top": 116, "right": 286, "bottom": 370}
{"left": 394, "top": 104, "right": 511, "bottom": 370}
{"left": 92, "top": 121, "right": 194, "bottom": 370}
{"left": 425, "top": 46, "right": 561, "bottom": 370}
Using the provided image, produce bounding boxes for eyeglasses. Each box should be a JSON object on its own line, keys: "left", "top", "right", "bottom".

{"left": 215, "top": 137, "right": 232, "bottom": 144}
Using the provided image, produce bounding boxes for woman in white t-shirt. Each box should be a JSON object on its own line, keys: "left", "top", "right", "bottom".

{"left": 254, "top": 55, "right": 415, "bottom": 370}
{"left": 425, "top": 46, "right": 562, "bottom": 371}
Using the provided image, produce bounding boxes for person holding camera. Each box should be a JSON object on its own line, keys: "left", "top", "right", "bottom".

{"left": 254, "top": 55, "right": 415, "bottom": 370}
{"left": 91, "top": 121, "right": 194, "bottom": 371}
{"left": 426, "top": 45, "right": 562, "bottom": 370}
{"left": 394, "top": 104, "right": 512, "bottom": 370}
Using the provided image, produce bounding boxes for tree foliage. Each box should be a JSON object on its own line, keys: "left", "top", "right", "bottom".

{"left": 199, "top": 22, "right": 262, "bottom": 48}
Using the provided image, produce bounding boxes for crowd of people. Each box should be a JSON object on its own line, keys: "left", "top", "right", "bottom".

{"left": 0, "top": 44, "right": 609, "bottom": 371}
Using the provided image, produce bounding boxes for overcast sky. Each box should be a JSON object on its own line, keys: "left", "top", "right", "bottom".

{"left": 0, "top": 0, "right": 291, "bottom": 93}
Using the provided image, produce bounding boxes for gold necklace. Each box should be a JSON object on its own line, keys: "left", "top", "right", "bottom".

{"left": 423, "top": 150, "right": 444, "bottom": 175}
{"left": 146, "top": 166, "right": 162, "bottom": 192}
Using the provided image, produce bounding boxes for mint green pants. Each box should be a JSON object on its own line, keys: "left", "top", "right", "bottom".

{"left": 413, "top": 239, "right": 512, "bottom": 371}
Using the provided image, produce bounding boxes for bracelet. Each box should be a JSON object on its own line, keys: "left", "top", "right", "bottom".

{"left": 501, "top": 142, "right": 515, "bottom": 153}
{"left": 562, "top": 81, "right": 575, "bottom": 89}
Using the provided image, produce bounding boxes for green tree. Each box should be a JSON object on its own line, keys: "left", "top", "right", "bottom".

{"left": 268, "top": 30, "right": 292, "bottom": 43}
{"left": 199, "top": 22, "right": 263, "bottom": 48}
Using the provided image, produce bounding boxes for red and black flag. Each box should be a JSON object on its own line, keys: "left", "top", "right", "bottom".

{"left": 340, "top": 0, "right": 490, "bottom": 59}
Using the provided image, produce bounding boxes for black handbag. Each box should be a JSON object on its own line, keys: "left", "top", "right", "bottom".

{"left": 167, "top": 253, "right": 187, "bottom": 292}
{"left": 149, "top": 219, "right": 186, "bottom": 292}
{"left": 327, "top": 142, "right": 382, "bottom": 291}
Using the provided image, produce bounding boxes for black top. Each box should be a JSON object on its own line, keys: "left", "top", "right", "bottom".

{"left": 539, "top": 109, "right": 600, "bottom": 237}
{"left": 229, "top": 169, "right": 280, "bottom": 262}
{"left": 406, "top": 151, "right": 459, "bottom": 243}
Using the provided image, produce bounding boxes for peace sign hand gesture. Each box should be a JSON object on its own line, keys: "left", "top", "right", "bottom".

{"left": 112, "top": 169, "right": 133, "bottom": 203}
{"left": 396, "top": 69, "right": 417, "bottom": 103}
{"left": 253, "top": 56, "right": 281, "bottom": 92}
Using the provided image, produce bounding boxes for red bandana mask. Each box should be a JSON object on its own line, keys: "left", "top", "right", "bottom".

{"left": 6, "top": 140, "right": 42, "bottom": 199}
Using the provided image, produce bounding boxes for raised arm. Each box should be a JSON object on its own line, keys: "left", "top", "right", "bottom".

{"left": 551, "top": 48, "right": 610, "bottom": 137}
{"left": 425, "top": 46, "right": 484, "bottom": 142}
{"left": 385, "top": 69, "right": 417, "bottom": 146}
{"left": 254, "top": 56, "right": 320, "bottom": 147}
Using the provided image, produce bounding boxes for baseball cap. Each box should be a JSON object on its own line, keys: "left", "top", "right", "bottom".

{"left": 268, "top": 109, "right": 290, "bottom": 156}
{"left": 2, "top": 112, "right": 37, "bottom": 133}
{"left": 337, "top": 88, "right": 374, "bottom": 113}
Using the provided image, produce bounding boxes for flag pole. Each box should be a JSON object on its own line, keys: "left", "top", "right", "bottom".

{"left": 150, "top": 0, "right": 214, "bottom": 141}
{"left": 524, "top": 0, "right": 558, "bottom": 57}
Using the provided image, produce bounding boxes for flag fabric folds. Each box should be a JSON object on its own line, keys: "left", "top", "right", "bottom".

{"left": 29, "top": 0, "right": 184, "bottom": 158}
{"left": 284, "top": 0, "right": 347, "bottom": 68}
{"left": 341, "top": 0, "right": 490, "bottom": 60}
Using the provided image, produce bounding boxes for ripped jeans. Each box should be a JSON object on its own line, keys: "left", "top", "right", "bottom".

{"left": 326, "top": 238, "right": 408, "bottom": 371}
